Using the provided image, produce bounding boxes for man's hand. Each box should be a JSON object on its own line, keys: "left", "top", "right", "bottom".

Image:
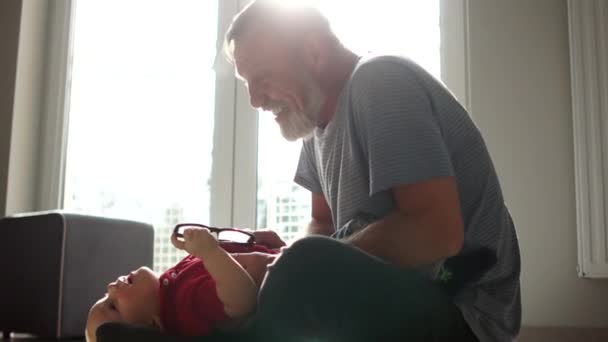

{"left": 232, "top": 252, "right": 279, "bottom": 286}
{"left": 251, "top": 229, "right": 287, "bottom": 249}
{"left": 171, "top": 227, "right": 220, "bottom": 258}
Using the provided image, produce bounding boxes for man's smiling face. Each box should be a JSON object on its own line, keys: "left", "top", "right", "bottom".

{"left": 233, "top": 25, "right": 325, "bottom": 141}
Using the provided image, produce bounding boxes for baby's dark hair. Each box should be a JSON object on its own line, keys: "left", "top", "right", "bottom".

{"left": 84, "top": 301, "right": 159, "bottom": 342}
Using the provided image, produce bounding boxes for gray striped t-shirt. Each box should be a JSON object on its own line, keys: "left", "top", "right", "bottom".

{"left": 294, "top": 55, "right": 521, "bottom": 341}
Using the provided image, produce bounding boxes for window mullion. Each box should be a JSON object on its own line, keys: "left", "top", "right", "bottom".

{"left": 37, "top": 0, "right": 75, "bottom": 212}
{"left": 230, "top": 0, "right": 259, "bottom": 230}
{"left": 209, "top": 0, "right": 241, "bottom": 227}
{"left": 231, "top": 84, "right": 258, "bottom": 229}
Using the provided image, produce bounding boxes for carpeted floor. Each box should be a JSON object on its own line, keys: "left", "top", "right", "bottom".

{"left": 516, "top": 326, "right": 608, "bottom": 342}
{"left": 5, "top": 326, "right": 608, "bottom": 341}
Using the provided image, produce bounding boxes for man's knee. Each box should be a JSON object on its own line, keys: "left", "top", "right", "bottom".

{"left": 258, "top": 236, "right": 337, "bottom": 307}
{"left": 284, "top": 235, "right": 337, "bottom": 258}
{"left": 268, "top": 235, "right": 337, "bottom": 272}
{"left": 261, "top": 237, "right": 329, "bottom": 288}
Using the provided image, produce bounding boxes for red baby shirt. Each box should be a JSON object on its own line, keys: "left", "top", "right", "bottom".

{"left": 159, "top": 242, "right": 277, "bottom": 336}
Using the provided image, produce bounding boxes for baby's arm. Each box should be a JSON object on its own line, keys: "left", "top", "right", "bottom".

{"left": 171, "top": 228, "right": 257, "bottom": 318}
{"left": 198, "top": 245, "right": 258, "bottom": 318}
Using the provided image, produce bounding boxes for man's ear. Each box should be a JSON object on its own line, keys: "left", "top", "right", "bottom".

{"left": 300, "top": 31, "right": 329, "bottom": 76}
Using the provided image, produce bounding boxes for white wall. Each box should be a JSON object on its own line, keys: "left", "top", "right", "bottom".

{"left": 0, "top": 0, "right": 22, "bottom": 217}
{"left": 467, "top": 0, "right": 608, "bottom": 327}
{"left": 6, "top": 0, "right": 48, "bottom": 215}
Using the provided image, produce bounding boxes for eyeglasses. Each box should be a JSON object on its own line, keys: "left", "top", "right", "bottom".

{"left": 173, "top": 223, "right": 255, "bottom": 246}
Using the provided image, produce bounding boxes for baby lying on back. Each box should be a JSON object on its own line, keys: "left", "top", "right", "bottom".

{"left": 85, "top": 224, "right": 280, "bottom": 341}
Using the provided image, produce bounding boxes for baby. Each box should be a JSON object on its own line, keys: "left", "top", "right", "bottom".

{"left": 85, "top": 224, "right": 280, "bottom": 341}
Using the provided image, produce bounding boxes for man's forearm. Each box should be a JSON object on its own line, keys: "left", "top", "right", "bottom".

{"left": 346, "top": 211, "right": 462, "bottom": 268}
{"left": 306, "top": 219, "right": 335, "bottom": 236}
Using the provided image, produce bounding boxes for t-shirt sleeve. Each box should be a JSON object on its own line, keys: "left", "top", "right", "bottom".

{"left": 294, "top": 140, "right": 323, "bottom": 193}
{"left": 351, "top": 58, "right": 454, "bottom": 195}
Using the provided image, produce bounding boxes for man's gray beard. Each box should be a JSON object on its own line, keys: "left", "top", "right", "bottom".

{"left": 279, "top": 83, "right": 325, "bottom": 141}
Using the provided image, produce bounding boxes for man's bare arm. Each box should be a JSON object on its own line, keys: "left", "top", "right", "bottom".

{"left": 347, "top": 176, "right": 464, "bottom": 267}
{"left": 307, "top": 192, "right": 334, "bottom": 236}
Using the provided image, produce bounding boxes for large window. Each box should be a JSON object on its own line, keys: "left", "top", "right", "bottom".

{"left": 36, "top": 0, "right": 466, "bottom": 272}
{"left": 63, "top": 0, "right": 219, "bottom": 272}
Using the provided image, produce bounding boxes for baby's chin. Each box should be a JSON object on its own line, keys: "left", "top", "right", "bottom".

{"left": 84, "top": 318, "right": 104, "bottom": 342}
{"left": 85, "top": 299, "right": 120, "bottom": 341}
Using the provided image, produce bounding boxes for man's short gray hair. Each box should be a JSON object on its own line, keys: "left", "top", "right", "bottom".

{"left": 223, "top": 0, "right": 337, "bottom": 64}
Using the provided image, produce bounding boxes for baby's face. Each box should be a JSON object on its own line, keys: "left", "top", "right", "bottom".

{"left": 86, "top": 267, "right": 160, "bottom": 341}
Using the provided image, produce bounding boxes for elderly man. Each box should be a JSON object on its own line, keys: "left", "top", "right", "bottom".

{"left": 226, "top": 1, "right": 521, "bottom": 341}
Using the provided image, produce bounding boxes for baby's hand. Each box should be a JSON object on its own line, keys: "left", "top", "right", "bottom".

{"left": 171, "top": 227, "right": 219, "bottom": 258}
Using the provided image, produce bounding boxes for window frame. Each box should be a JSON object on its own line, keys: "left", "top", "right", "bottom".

{"left": 568, "top": 0, "right": 608, "bottom": 278}
{"left": 35, "top": 0, "right": 242, "bottom": 227}
{"left": 18, "top": 0, "right": 470, "bottom": 231}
